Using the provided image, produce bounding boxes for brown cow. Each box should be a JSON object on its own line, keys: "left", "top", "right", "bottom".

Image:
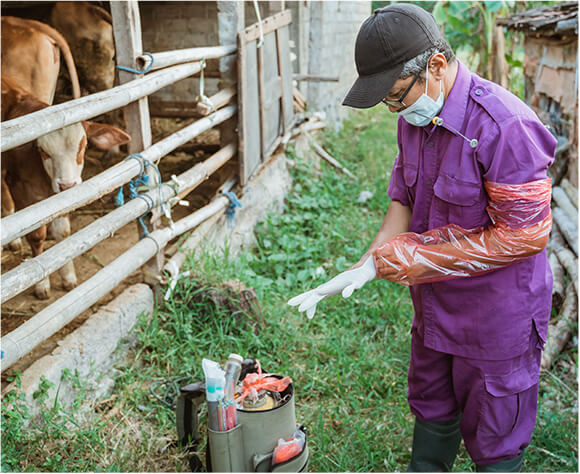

{"left": 1, "top": 16, "right": 81, "bottom": 103}
{"left": 1, "top": 76, "right": 131, "bottom": 299}
{"left": 49, "top": 2, "right": 116, "bottom": 95}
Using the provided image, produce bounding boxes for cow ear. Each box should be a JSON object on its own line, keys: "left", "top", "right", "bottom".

{"left": 82, "top": 121, "right": 131, "bottom": 150}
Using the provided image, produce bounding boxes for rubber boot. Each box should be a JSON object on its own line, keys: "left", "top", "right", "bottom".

{"left": 407, "top": 414, "right": 462, "bottom": 472}
{"left": 476, "top": 452, "right": 525, "bottom": 472}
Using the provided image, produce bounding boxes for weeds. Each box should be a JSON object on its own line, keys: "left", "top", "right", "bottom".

{"left": 1, "top": 108, "right": 577, "bottom": 472}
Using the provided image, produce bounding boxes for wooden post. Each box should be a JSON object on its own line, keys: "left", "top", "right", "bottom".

{"left": 217, "top": 2, "right": 244, "bottom": 159}
{"left": 297, "top": 1, "right": 310, "bottom": 100}
{"left": 111, "top": 1, "right": 161, "bottom": 289}
{"left": 111, "top": 1, "right": 152, "bottom": 154}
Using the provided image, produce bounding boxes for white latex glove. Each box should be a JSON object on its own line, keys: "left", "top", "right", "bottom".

{"left": 287, "top": 256, "right": 376, "bottom": 319}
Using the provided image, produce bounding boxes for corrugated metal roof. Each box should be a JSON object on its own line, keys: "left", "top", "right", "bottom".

{"left": 497, "top": 2, "right": 577, "bottom": 36}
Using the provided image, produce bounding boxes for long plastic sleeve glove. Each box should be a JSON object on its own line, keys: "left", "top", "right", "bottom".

{"left": 287, "top": 255, "right": 376, "bottom": 318}
{"left": 373, "top": 179, "right": 552, "bottom": 286}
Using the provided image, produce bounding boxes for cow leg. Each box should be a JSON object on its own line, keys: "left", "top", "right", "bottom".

{"left": 1, "top": 173, "right": 23, "bottom": 252}
{"left": 48, "top": 216, "right": 78, "bottom": 290}
{"left": 26, "top": 226, "right": 51, "bottom": 299}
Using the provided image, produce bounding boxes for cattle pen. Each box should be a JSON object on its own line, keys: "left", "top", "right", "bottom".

{"left": 1, "top": 1, "right": 299, "bottom": 392}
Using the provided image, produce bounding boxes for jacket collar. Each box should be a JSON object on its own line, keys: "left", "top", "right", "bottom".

{"left": 437, "top": 59, "right": 471, "bottom": 134}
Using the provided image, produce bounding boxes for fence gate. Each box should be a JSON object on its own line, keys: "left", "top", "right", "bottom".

{"left": 237, "top": 10, "right": 294, "bottom": 185}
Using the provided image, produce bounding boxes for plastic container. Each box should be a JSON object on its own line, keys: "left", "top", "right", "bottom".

{"left": 203, "top": 358, "right": 226, "bottom": 431}
{"left": 224, "top": 353, "right": 243, "bottom": 430}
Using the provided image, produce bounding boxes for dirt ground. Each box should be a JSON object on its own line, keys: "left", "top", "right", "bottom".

{"left": 1, "top": 120, "right": 234, "bottom": 387}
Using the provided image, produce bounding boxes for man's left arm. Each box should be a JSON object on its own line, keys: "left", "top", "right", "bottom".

{"left": 373, "top": 116, "right": 557, "bottom": 286}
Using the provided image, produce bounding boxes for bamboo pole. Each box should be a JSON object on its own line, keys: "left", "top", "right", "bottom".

{"left": 551, "top": 224, "right": 578, "bottom": 293}
{"left": 293, "top": 74, "right": 339, "bottom": 82}
{"left": 163, "top": 210, "right": 225, "bottom": 280}
{"left": 541, "top": 282, "right": 577, "bottom": 370}
{"left": 560, "top": 178, "right": 578, "bottom": 208}
{"left": 1, "top": 61, "right": 204, "bottom": 151}
{"left": 196, "top": 87, "right": 237, "bottom": 116}
{"left": 1, "top": 144, "right": 237, "bottom": 303}
{"left": 549, "top": 252, "right": 565, "bottom": 309}
{"left": 306, "top": 133, "right": 357, "bottom": 179}
{"left": 1, "top": 105, "right": 236, "bottom": 246}
{"left": 552, "top": 186, "right": 577, "bottom": 222}
{"left": 1, "top": 179, "right": 237, "bottom": 371}
{"left": 552, "top": 207, "right": 578, "bottom": 255}
{"left": 136, "top": 45, "right": 236, "bottom": 71}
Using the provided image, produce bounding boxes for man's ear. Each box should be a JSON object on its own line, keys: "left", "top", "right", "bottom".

{"left": 82, "top": 121, "right": 131, "bottom": 150}
{"left": 429, "top": 53, "right": 447, "bottom": 81}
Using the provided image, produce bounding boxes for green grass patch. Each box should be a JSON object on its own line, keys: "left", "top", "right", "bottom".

{"left": 2, "top": 107, "right": 577, "bottom": 472}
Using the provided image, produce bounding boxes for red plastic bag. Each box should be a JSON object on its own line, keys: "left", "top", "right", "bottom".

{"left": 238, "top": 360, "right": 292, "bottom": 404}
{"left": 272, "top": 429, "right": 306, "bottom": 465}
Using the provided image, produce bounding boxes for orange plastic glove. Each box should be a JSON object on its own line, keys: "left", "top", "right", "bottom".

{"left": 373, "top": 179, "right": 552, "bottom": 286}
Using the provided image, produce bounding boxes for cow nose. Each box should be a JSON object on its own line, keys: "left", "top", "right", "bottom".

{"left": 57, "top": 181, "right": 77, "bottom": 192}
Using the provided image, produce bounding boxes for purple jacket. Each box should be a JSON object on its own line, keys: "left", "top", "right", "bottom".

{"left": 387, "top": 60, "right": 557, "bottom": 360}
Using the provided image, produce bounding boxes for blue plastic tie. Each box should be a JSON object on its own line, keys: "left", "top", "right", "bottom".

{"left": 115, "top": 153, "right": 163, "bottom": 238}
{"left": 222, "top": 191, "right": 242, "bottom": 223}
{"left": 116, "top": 52, "right": 154, "bottom": 75}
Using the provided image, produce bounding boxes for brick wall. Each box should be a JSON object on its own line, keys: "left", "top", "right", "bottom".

{"left": 287, "top": 1, "right": 371, "bottom": 127}
{"left": 139, "top": 0, "right": 371, "bottom": 127}
{"left": 140, "top": 1, "right": 221, "bottom": 103}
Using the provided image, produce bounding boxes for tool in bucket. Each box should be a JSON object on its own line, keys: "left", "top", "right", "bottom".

{"left": 176, "top": 354, "right": 309, "bottom": 472}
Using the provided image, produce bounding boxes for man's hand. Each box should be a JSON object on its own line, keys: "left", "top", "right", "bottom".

{"left": 288, "top": 256, "right": 376, "bottom": 319}
{"left": 348, "top": 248, "right": 376, "bottom": 271}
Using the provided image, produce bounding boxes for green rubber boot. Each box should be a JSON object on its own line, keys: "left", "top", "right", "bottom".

{"left": 476, "top": 452, "right": 524, "bottom": 472}
{"left": 407, "top": 414, "right": 462, "bottom": 472}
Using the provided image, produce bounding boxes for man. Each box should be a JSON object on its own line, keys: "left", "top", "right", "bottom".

{"left": 288, "top": 3, "right": 557, "bottom": 472}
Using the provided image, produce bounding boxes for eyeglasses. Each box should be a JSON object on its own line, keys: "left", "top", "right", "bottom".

{"left": 381, "top": 74, "right": 420, "bottom": 110}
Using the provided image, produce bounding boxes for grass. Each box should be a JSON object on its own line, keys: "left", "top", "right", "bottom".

{"left": 2, "top": 107, "right": 577, "bottom": 472}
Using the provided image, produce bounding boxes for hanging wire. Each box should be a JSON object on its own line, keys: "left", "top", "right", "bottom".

{"left": 253, "top": 0, "right": 265, "bottom": 48}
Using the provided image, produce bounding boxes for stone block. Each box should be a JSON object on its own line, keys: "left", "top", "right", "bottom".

{"left": 4, "top": 284, "right": 154, "bottom": 420}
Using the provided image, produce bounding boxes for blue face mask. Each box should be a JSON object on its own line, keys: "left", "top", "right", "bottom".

{"left": 399, "top": 60, "right": 444, "bottom": 127}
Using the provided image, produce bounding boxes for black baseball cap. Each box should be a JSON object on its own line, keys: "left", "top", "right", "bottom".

{"left": 343, "top": 3, "right": 443, "bottom": 109}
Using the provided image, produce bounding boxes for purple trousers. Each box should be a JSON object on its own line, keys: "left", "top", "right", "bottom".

{"left": 408, "top": 325, "right": 543, "bottom": 466}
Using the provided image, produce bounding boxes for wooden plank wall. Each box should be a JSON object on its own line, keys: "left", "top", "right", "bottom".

{"left": 238, "top": 10, "right": 294, "bottom": 185}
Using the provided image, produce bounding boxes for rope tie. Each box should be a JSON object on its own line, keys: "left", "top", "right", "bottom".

{"left": 252, "top": 0, "right": 265, "bottom": 48}
{"left": 116, "top": 52, "right": 154, "bottom": 75}
{"left": 221, "top": 191, "right": 242, "bottom": 223}
{"left": 115, "top": 153, "right": 168, "bottom": 238}
{"left": 196, "top": 59, "right": 215, "bottom": 113}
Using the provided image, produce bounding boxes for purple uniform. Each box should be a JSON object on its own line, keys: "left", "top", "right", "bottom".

{"left": 387, "top": 60, "right": 557, "bottom": 464}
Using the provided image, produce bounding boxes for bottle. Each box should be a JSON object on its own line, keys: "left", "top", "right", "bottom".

{"left": 202, "top": 358, "right": 226, "bottom": 431}
{"left": 223, "top": 353, "right": 243, "bottom": 430}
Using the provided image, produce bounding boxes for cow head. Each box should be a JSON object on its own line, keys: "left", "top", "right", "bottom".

{"left": 36, "top": 121, "right": 130, "bottom": 193}
{"left": 50, "top": 2, "right": 116, "bottom": 93}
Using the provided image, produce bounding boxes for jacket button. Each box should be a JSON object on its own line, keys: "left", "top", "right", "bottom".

{"left": 475, "top": 88, "right": 483, "bottom": 96}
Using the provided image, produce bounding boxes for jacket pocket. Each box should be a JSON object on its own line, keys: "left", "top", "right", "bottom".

{"left": 433, "top": 174, "right": 486, "bottom": 228}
